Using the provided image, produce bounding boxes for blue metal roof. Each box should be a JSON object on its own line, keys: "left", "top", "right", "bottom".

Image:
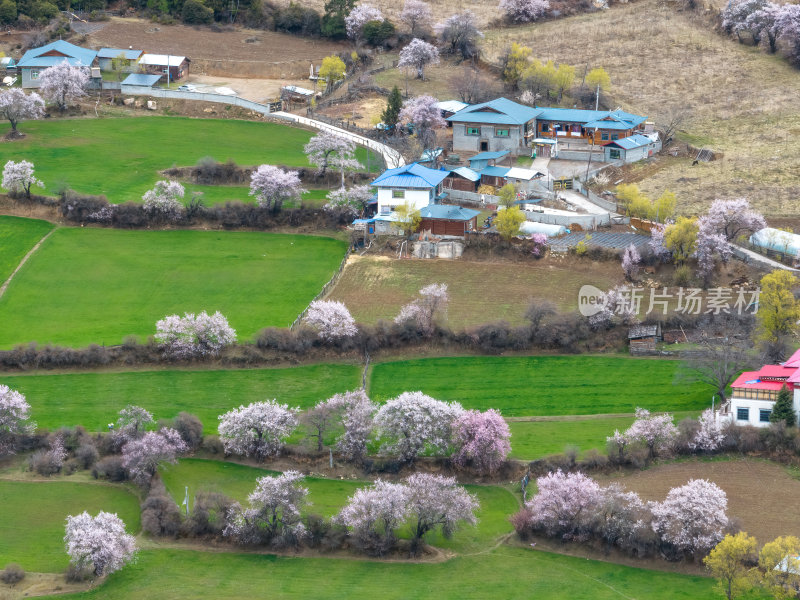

{"left": 121, "top": 73, "right": 162, "bottom": 87}
{"left": 535, "top": 108, "right": 647, "bottom": 129}
{"left": 419, "top": 205, "right": 480, "bottom": 221}
{"left": 604, "top": 134, "right": 654, "bottom": 150}
{"left": 446, "top": 167, "right": 481, "bottom": 182}
{"left": 478, "top": 166, "right": 510, "bottom": 177}
{"left": 97, "top": 48, "right": 142, "bottom": 60}
{"left": 371, "top": 163, "right": 448, "bottom": 188}
{"left": 468, "top": 150, "right": 510, "bottom": 162}
{"left": 17, "top": 40, "right": 97, "bottom": 68}
{"left": 447, "top": 97, "right": 540, "bottom": 125}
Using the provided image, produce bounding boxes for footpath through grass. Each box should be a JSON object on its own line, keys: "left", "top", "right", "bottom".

{"left": 46, "top": 546, "right": 718, "bottom": 600}
{"left": 0, "top": 480, "right": 140, "bottom": 572}
{"left": 0, "top": 117, "right": 368, "bottom": 203}
{"left": 369, "top": 356, "right": 710, "bottom": 416}
{"left": 0, "top": 215, "right": 54, "bottom": 284}
{"left": 0, "top": 228, "right": 347, "bottom": 348}
{"left": 0, "top": 364, "right": 362, "bottom": 433}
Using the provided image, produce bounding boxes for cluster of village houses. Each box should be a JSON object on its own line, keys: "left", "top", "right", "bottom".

{"left": 6, "top": 39, "right": 189, "bottom": 89}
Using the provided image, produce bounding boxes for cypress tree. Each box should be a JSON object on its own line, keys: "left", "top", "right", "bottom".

{"left": 381, "top": 86, "right": 403, "bottom": 133}
{"left": 770, "top": 384, "right": 796, "bottom": 427}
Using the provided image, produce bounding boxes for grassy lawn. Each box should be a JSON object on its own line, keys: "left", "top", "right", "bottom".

{"left": 328, "top": 255, "right": 619, "bottom": 328}
{"left": 46, "top": 547, "right": 718, "bottom": 599}
{"left": 0, "top": 215, "right": 54, "bottom": 283}
{"left": 0, "top": 228, "right": 347, "bottom": 348}
{"left": 0, "top": 117, "right": 368, "bottom": 204}
{"left": 183, "top": 184, "right": 331, "bottom": 207}
{"left": 508, "top": 416, "right": 636, "bottom": 459}
{"left": 0, "top": 364, "right": 361, "bottom": 433}
{"left": 0, "top": 480, "right": 140, "bottom": 572}
{"left": 369, "top": 356, "right": 711, "bottom": 416}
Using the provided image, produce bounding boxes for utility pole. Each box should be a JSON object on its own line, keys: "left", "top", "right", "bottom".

{"left": 595, "top": 83, "right": 600, "bottom": 111}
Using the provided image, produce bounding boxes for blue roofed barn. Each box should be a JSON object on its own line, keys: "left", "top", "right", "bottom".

{"left": 602, "top": 133, "right": 662, "bottom": 163}
{"left": 418, "top": 205, "right": 480, "bottom": 237}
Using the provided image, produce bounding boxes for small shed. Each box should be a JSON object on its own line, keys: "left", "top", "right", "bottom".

{"left": 477, "top": 165, "right": 510, "bottom": 189}
{"left": 628, "top": 323, "right": 663, "bottom": 355}
{"left": 602, "top": 134, "right": 661, "bottom": 164}
{"left": 281, "top": 85, "right": 315, "bottom": 104}
{"left": 418, "top": 205, "right": 480, "bottom": 236}
{"left": 138, "top": 54, "right": 189, "bottom": 82}
{"left": 442, "top": 166, "right": 480, "bottom": 192}
{"left": 468, "top": 150, "right": 510, "bottom": 171}
{"left": 532, "top": 138, "right": 557, "bottom": 158}
{"left": 435, "top": 99, "right": 469, "bottom": 124}
{"left": 1, "top": 57, "right": 16, "bottom": 72}
{"left": 121, "top": 73, "right": 163, "bottom": 88}
{"left": 97, "top": 48, "right": 143, "bottom": 72}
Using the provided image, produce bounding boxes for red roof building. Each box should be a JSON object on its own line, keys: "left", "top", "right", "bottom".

{"left": 724, "top": 355, "right": 800, "bottom": 427}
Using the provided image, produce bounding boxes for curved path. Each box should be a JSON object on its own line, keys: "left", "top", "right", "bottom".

{"left": 0, "top": 228, "right": 54, "bottom": 300}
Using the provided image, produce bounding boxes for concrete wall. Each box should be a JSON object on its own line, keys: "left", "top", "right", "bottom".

{"left": 728, "top": 397, "right": 777, "bottom": 428}
{"left": 572, "top": 180, "right": 618, "bottom": 212}
{"left": 527, "top": 211, "right": 628, "bottom": 230}
{"left": 452, "top": 123, "right": 526, "bottom": 155}
{"left": 20, "top": 68, "right": 40, "bottom": 88}
{"left": 412, "top": 240, "right": 464, "bottom": 259}
{"left": 376, "top": 187, "right": 431, "bottom": 213}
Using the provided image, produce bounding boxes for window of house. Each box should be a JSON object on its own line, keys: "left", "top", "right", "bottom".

{"left": 611, "top": 133, "right": 619, "bottom": 140}
{"left": 609, "top": 149, "right": 620, "bottom": 160}
{"left": 392, "top": 189, "right": 405, "bottom": 199}
{"left": 31, "top": 70, "right": 39, "bottom": 79}
{"left": 541, "top": 123, "right": 549, "bottom": 132}
{"left": 736, "top": 407, "right": 749, "bottom": 421}
{"left": 495, "top": 128, "right": 509, "bottom": 137}
{"left": 760, "top": 409, "right": 772, "bottom": 423}
{"left": 601, "top": 133, "right": 609, "bottom": 141}
{"left": 466, "top": 126, "right": 480, "bottom": 136}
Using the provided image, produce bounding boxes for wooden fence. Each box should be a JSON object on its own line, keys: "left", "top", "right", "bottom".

{"left": 289, "top": 250, "right": 352, "bottom": 330}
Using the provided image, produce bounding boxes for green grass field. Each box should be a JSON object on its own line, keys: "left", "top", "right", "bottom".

{"left": 0, "top": 117, "right": 369, "bottom": 204}
{"left": 184, "top": 185, "right": 331, "bottom": 207}
{"left": 0, "top": 480, "right": 140, "bottom": 572}
{"left": 0, "top": 215, "right": 54, "bottom": 283}
{"left": 0, "top": 364, "right": 362, "bottom": 433}
{"left": 369, "top": 356, "right": 711, "bottom": 416}
{"left": 160, "top": 458, "right": 518, "bottom": 552}
{"left": 46, "top": 547, "right": 718, "bottom": 600}
{"left": 0, "top": 228, "right": 347, "bottom": 348}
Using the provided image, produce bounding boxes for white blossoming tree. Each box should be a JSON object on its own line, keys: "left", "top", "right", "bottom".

{"left": 337, "top": 480, "right": 408, "bottom": 555}
{"left": 374, "top": 391, "right": 463, "bottom": 461}
{"left": 155, "top": 311, "right": 236, "bottom": 359}
{"left": 121, "top": 428, "right": 188, "bottom": 485}
{"left": 303, "top": 131, "right": 363, "bottom": 186}
{"left": 64, "top": 511, "right": 136, "bottom": 577}
{"left": 499, "top": 0, "right": 550, "bottom": 23}
{"left": 345, "top": 3, "right": 384, "bottom": 41}
{"left": 303, "top": 300, "right": 358, "bottom": 342}
{"left": 2, "top": 159, "right": 42, "bottom": 198}
{"left": 324, "top": 184, "right": 373, "bottom": 217}
{"left": 400, "top": 0, "right": 432, "bottom": 36}
{"left": 38, "top": 60, "right": 89, "bottom": 112}
{"left": 0, "top": 88, "right": 44, "bottom": 134}
{"left": 689, "top": 409, "right": 726, "bottom": 452}
{"left": 394, "top": 283, "right": 449, "bottom": 334}
{"left": 218, "top": 400, "right": 299, "bottom": 460}
{"left": 142, "top": 180, "right": 185, "bottom": 221}
{"left": 249, "top": 165, "right": 305, "bottom": 211}
{"left": 0, "top": 385, "right": 34, "bottom": 455}
{"left": 398, "top": 38, "right": 440, "bottom": 80}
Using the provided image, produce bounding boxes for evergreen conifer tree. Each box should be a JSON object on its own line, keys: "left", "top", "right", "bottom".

{"left": 381, "top": 86, "right": 403, "bottom": 133}
{"left": 770, "top": 384, "right": 796, "bottom": 427}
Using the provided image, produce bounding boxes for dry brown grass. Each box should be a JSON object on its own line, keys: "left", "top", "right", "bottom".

{"left": 326, "top": 253, "right": 619, "bottom": 327}
{"left": 482, "top": 0, "right": 800, "bottom": 217}
{"left": 598, "top": 458, "right": 800, "bottom": 545}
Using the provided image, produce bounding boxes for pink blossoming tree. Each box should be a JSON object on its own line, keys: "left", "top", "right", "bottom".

{"left": 452, "top": 409, "right": 512, "bottom": 475}
{"left": 525, "top": 470, "right": 603, "bottom": 540}
{"left": 114, "top": 405, "right": 154, "bottom": 443}
{"left": 142, "top": 180, "right": 185, "bottom": 221}
{"left": 224, "top": 471, "right": 308, "bottom": 546}
{"left": 218, "top": 400, "right": 299, "bottom": 460}
{"left": 650, "top": 479, "right": 729, "bottom": 558}
{"left": 618, "top": 407, "right": 678, "bottom": 459}
{"left": 398, "top": 95, "right": 447, "bottom": 150}
{"left": 337, "top": 480, "right": 408, "bottom": 555}
{"left": 64, "top": 511, "right": 136, "bottom": 576}
{"left": 38, "top": 60, "right": 89, "bottom": 111}
{"left": 304, "top": 131, "right": 363, "bottom": 186}
{"left": 321, "top": 390, "right": 376, "bottom": 461}
{"left": 2, "top": 160, "right": 42, "bottom": 198}
{"left": 249, "top": 165, "right": 305, "bottom": 211}
{"left": 621, "top": 243, "right": 641, "bottom": 281}
{"left": 689, "top": 409, "right": 726, "bottom": 452}
{"left": 400, "top": 0, "right": 432, "bottom": 36}
{"left": 303, "top": 300, "right": 358, "bottom": 341}
{"left": 345, "top": 3, "right": 384, "bottom": 40}
{"left": 324, "top": 184, "right": 373, "bottom": 217}
{"left": 121, "top": 428, "right": 188, "bottom": 485}
{"left": 155, "top": 311, "right": 236, "bottom": 359}
{"left": 374, "top": 391, "right": 463, "bottom": 461}
{"left": 398, "top": 38, "right": 440, "bottom": 80}
{"left": 0, "top": 87, "right": 44, "bottom": 133}
{"left": 394, "top": 282, "right": 449, "bottom": 334}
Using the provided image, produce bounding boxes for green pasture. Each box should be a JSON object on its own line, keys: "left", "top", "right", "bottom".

{"left": 0, "top": 480, "right": 140, "bottom": 572}
{"left": 0, "top": 117, "right": 370, "bottom": 203}
{"left": 47, "top": 547, "right": 718, "bottom": 600}
{"left": 369, "top": 356, "right": 712, "bottom": 416}
{"left": 160, "top": 458, "right": 517, "bottom": 553}
{"left": 0, "top": 228, "right": 347, "bottom": 348}
{"left": 184, "top": 185, "right": 330, "bottom": 207}
{"left": 0, "top": 215, "right": 54, "bottom": 283}
{"left": 0, "top": 364, "right": 361, "bottom": 433}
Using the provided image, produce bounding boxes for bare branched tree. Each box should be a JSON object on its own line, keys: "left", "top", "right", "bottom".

{"left": 659, "top": 108, "right": 688, "bottom": 143}
{"left": 448, "top": 67, "right": 500, "bottom": 105}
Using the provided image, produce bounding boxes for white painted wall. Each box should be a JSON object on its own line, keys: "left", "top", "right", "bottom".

{"left": 729, "top": 397, "right": 780, "bottom": 428}
{"left": 376, "top": 187, "right": 433, "bottom": 214}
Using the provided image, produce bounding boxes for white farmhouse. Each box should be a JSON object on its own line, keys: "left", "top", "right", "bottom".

{"left": 718, "top": 348, "right": 800, "bottom": 427}
{"left": 372, "top": 163, "right": 448, "bottom": 216}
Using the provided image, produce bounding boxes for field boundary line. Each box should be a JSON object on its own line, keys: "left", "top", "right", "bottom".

{"left": 0, "top": 228, "right": 55, "bottom": 300}
{"left": 289, "top": 250, "right": 351, "bottom": 330}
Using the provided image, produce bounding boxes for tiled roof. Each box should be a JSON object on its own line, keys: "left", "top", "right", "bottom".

{"left": 371, "top": 163, "right": 448, "bottom": 188}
